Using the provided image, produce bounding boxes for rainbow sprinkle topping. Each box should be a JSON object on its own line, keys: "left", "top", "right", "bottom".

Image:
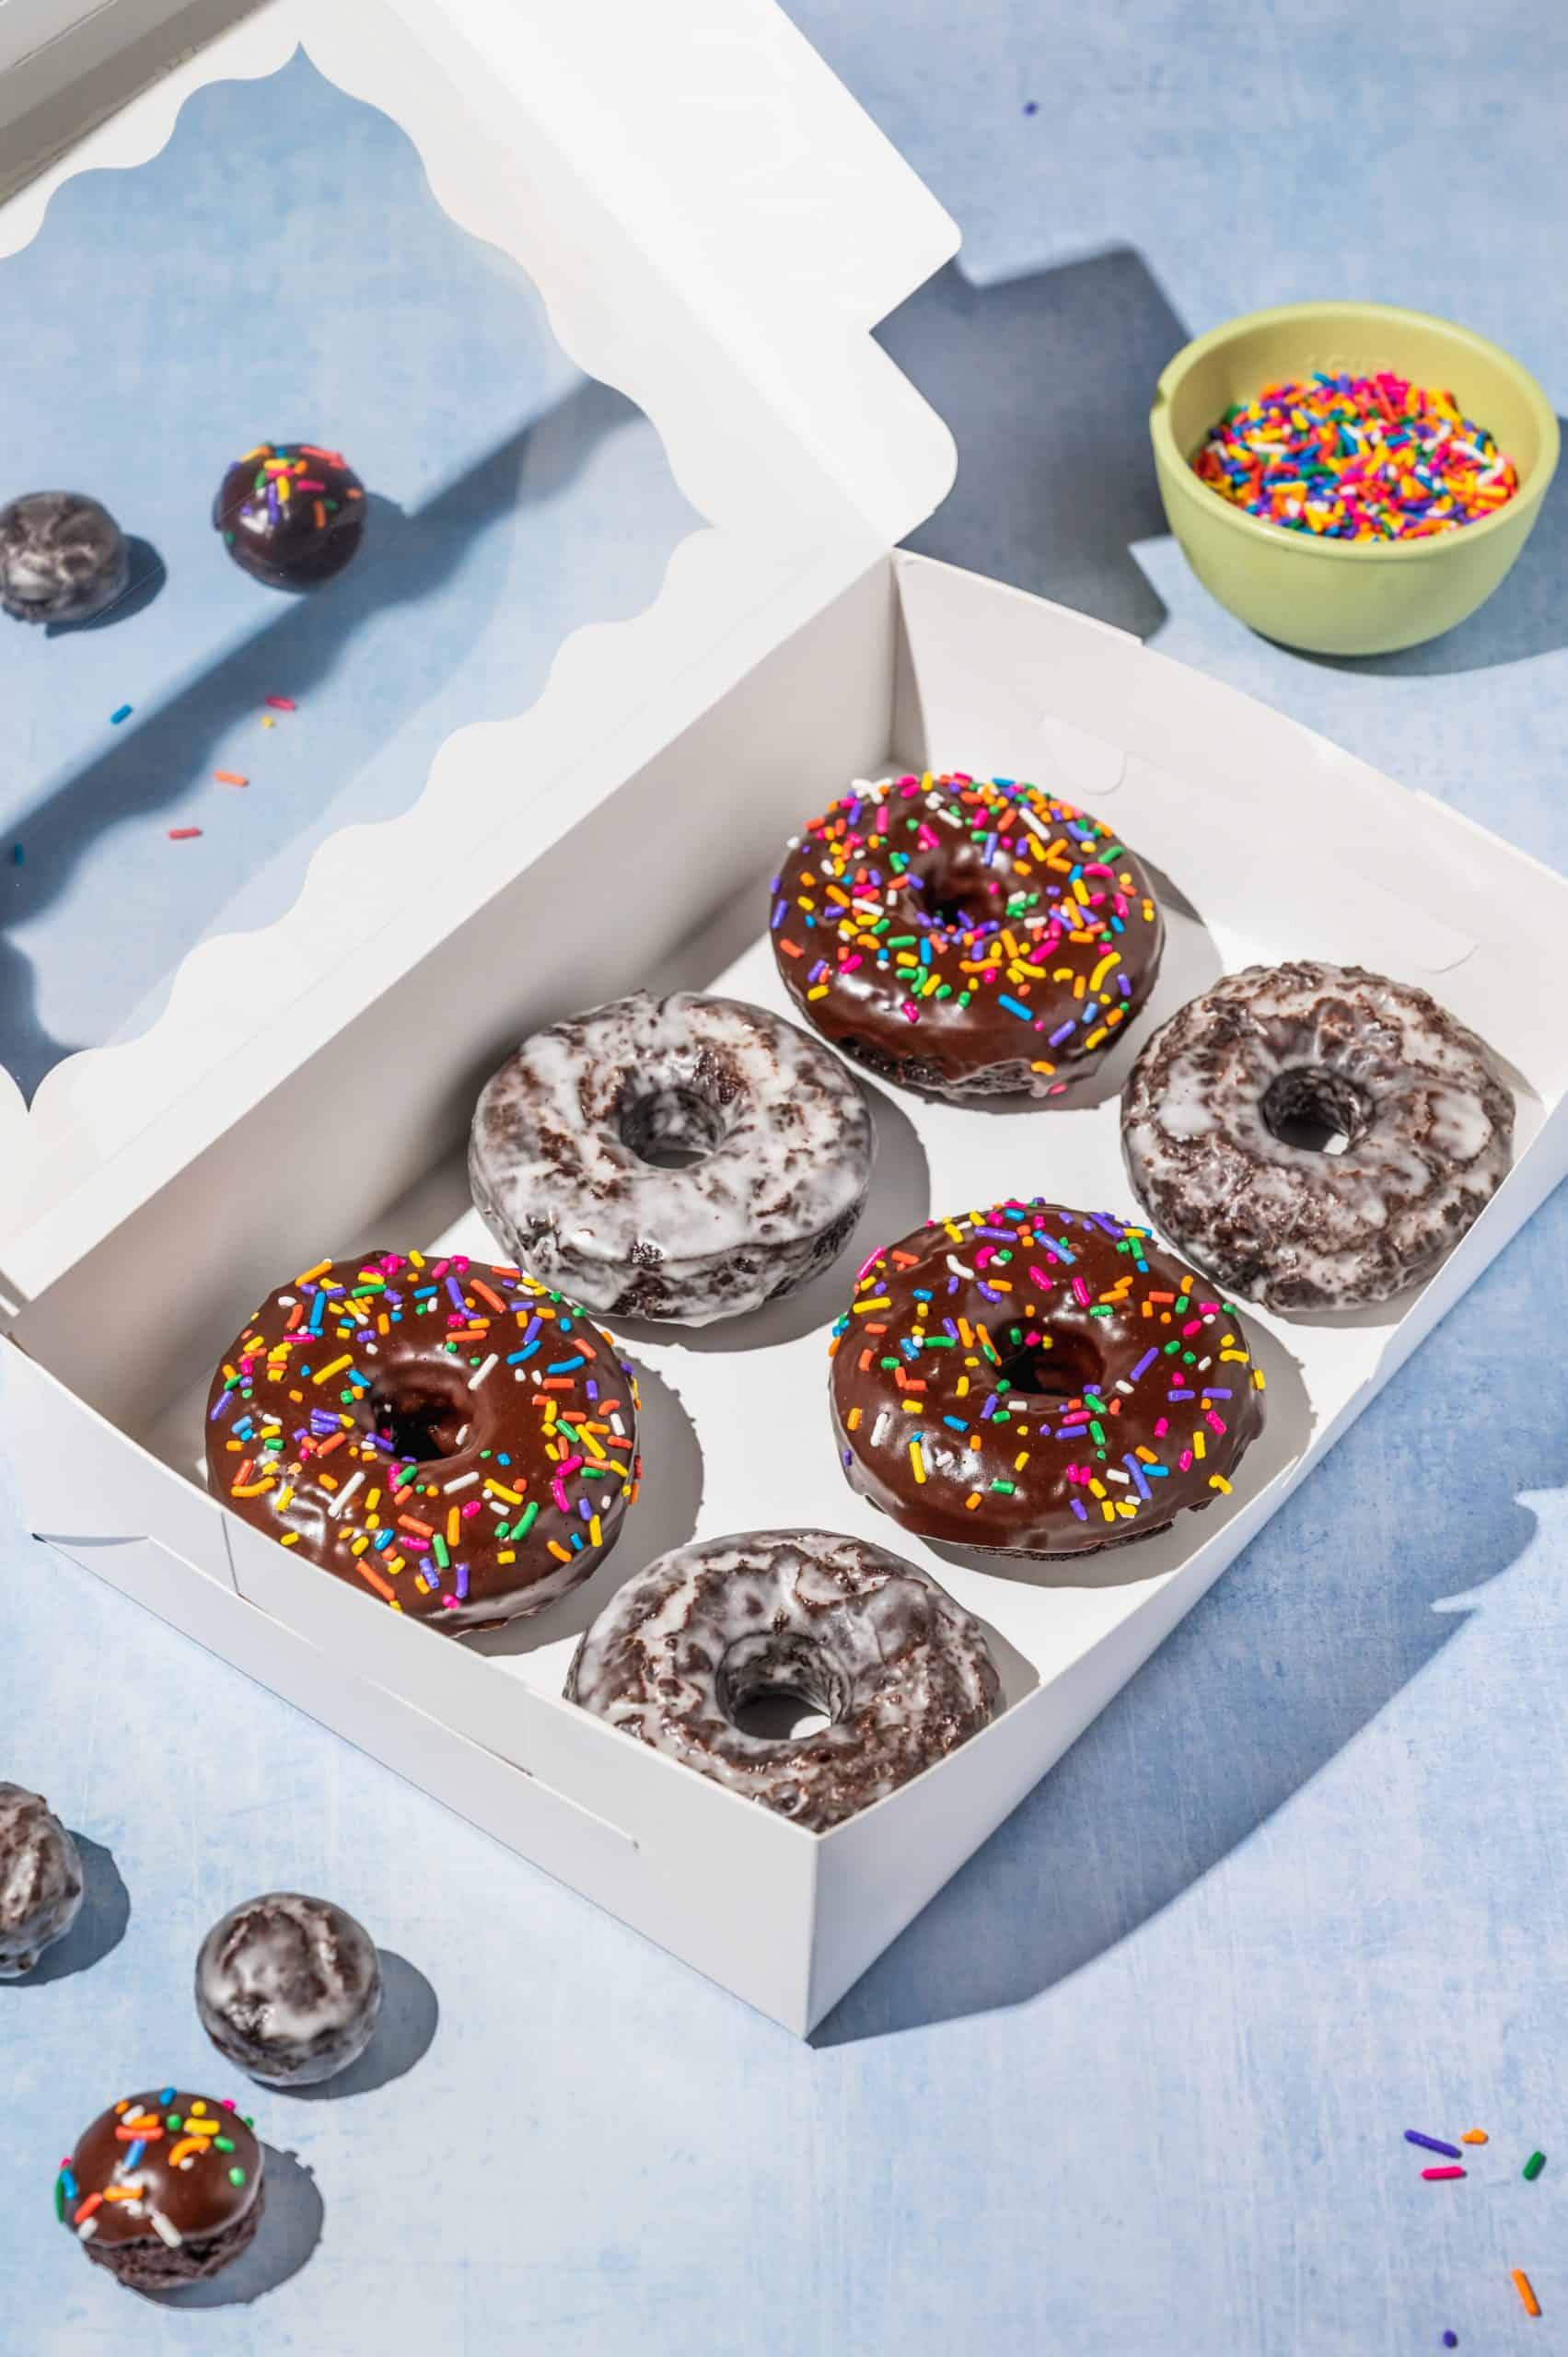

{"left": 830, "top": 1200, "right": 1265, "bottom": 1539}
{"left": 1192, "top": 373, "right": 1519, "bottom": 541}
{"left": 772, "top": 772, "right": 1160, "bottom": 1090}
{"left": 208, "top": 1252, "right": 639, "bottom": 1617}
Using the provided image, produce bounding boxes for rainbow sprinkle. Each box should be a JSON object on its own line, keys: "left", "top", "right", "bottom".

{"left": 1192, "top": 373, "right": 1519, "bottom": 541}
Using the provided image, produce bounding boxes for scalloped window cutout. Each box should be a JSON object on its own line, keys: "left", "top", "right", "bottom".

{"left": 0, "top": 52, "right": 699, "bottom": 1098}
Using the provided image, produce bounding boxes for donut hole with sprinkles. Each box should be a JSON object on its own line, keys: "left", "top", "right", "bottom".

{"left": 716, "top": 1631, "right": 848, "bottom": 1742}
{"left": 1260, "top": 1065, "right": 1374, "bottom": 1157}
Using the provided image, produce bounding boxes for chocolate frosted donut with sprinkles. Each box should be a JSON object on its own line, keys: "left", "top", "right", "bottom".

{"left": 206, "top": 1250, "right": 639, "bottom": 1630}
{"left": 830, "top": 1201, "right": 1265, "bottom": 1557}
{"left": 57, "top": 2087, "right": 263, "bottom": 2291}
{"left": 772, "top": 772, "right": 1165, "bottom": 1099}
{"left": 213, "top": 439, "right": 366, "bottom": 588}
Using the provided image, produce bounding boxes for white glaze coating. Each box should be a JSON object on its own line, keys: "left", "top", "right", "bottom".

{"left": 0, "top": 492, "right": 129, "bottom": 624}
{"left": 0, "top": 1782, "right": 83, "bottom": 1977}
{"left": 1121, "top": 961, "right": 1514, "bottom": 1309}
{"left": 194, "top": 1891, "right": 382, "bottom": 2085}
{"left": 566, "top": 1529, "right": 1001, "bottom": 1829}
{"left": 470, "top": 992, "right": 874, "bottom": 1324}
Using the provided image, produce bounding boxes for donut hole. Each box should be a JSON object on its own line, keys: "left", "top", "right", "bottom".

{"left": 1261, "top": 1066, "right": 1372, "bottom": 1156}
{"left": 617, "top": 1082, "right": 733, "bottom": 1171}
{"left": 717, "top": 1632, "right": 848, "bottom": 1742}
{"left": 912, "top": 859, "right": 1009, "bottom": 938}
{"left": 994, "top": 1327, "right": 1105, "bottom": 1405}
{"left": 368, "top": 1365, "right": 472, "bottom": 1465}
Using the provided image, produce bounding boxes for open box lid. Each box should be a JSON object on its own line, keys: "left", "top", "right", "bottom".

{"left": 0, "top": 0, "right": 958, "bottom": 1309}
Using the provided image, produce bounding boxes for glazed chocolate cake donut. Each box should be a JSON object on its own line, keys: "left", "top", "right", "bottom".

{"left": 470, "top": 991, "right": 873, "bottom": 1325}
{"left": 830, "top": 1200, "right": 1264, "bottom": 1557}
{"left": 1121, "top": 962, "right": 1514, "bottom": 1310}
{"left": 195, "top": 1892, "right": 382, "bottom": 2087}
{"left": 772, "top": 771, "right": 1165, "bottom": 1099}
{"left": 213, "top": 440, "right": 366, "bottom": 587}
{"left": 0, "top": 1782, "right": 83, "bottom": 1977}
{"left": 207, "top": 1249, "right": 639, "bottom": 1629}
{"left": 566, "top": 1529, "right": 1001, "bottom": 1829}
{"left": 0, "top": 492, "right": 129, "bottom": 624}
{"left": 57, "top": 2087, "right": 263, "bottom": 2290}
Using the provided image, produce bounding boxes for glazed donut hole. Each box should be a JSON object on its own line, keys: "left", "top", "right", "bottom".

{"left": 367, "top": 1363, "right": 471, "bottom": 1464}
{"left": 1260, "top": 1065, "right": 1375, "bottom": 1157}
{"left": 715, "top": 1631, "right": 844, "bottom": 1739}
{"left": 615, "top": 1079, "right": 736, "bottom": 1171}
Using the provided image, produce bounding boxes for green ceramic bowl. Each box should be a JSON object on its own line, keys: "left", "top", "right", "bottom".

{"left": 1150, "top": 300, "right": 1559, "bottom": 656}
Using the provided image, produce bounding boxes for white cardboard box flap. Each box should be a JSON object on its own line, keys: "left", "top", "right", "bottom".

{"left": 0, "top": 0, "right": 958, "bottom": 1283}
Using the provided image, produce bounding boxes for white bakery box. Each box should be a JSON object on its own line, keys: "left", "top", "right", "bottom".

{"left": 3, "top": 0, "right": 1565, "bottom": 2038}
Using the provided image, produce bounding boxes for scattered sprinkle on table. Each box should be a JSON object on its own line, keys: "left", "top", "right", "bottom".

{"left": 1513, "top": 2268, "right": 1541, "bottom": 2318}
{"left": 1192, "top": 373, "right": 1519, "bottom": 541}
{"left": 1524, "top": 2150, "right": 1547, "bottom": 2180}
{"left": 110, "top": 703, "right": 132, "bottom": 725}
{"left": 213, "top": 772, "right": 248, "bottom": 787}
{"left": 1406, "top": 2131, "right": 1463, "bottom": 2159}
{"left": 1023, "top": 99, "right": 1039, "bottom": 114}
{"left": 10, "top": 844, "right": 21, "bottom": 866}
{"left": 168, "top": 827, "right": 202, "bottom": 842}
{"left": 265, "top": 694, "right": 296, "bottom": 711}
{"left": 1460, "top": 2129, "right": 1489, "bottom": 2144}
{"left": 1423, "top": 2166, "right": 1466, "bottom": 2182}
{"left": 1443, "top": 2334, "right": 1458, "bottom": 2349}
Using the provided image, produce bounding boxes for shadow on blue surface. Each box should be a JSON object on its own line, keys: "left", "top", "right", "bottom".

{"left": 0, "top": 377, "right": 633, "bottom": 1098}
{"left": 8, "top": 1833, "right": 129, "bottom": 1984}
{"left": 41, "top": 537, "right": 168, "bottom": 637}
{"left": 146, "top": 2142, "right": 322, "bottom": 2308}
{"left": 1295, "top": 418, "right": 1568, "bottom": 676}
{"left": 278, "top": 1948, "right": 437, "bottom": 2101}
{"left": 877, "top": 245, "right": 1188, "bottom": 637}
{"left": 815, "top": 1226, "right": 1565, "bottom": 2044}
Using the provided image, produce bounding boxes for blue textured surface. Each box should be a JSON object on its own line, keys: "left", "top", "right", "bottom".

{"left": 5, "top": 9, "right": 1568, "bottom": 2353}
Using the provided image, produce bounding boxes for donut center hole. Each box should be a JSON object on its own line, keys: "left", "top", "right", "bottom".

{"left": 1261, "top": 1066, "right": 1371, "bottom": 1156}
{"left": 994, "top": 1328, "right": 1105, "bottom": 1404}
{"left": 368, "top": 1365, "right": 472, "bottom": 1464}
{"left": 718, "top": 1633, "right": 847, "bottom": 1743}
{"left": 617, "top": 1083, "right": 730, "bottom": 1172}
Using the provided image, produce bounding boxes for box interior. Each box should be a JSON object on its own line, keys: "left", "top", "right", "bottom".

{"left": 17, "top": 553, "right": 1563, "bottom": 1794}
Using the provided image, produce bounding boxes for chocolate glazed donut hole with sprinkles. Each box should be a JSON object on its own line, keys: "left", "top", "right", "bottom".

{"left": 830, "top": 1201, "right": 1265, "bottom": 1558}
{"left": 205, "top": 1250, "right": 640, "bottom": 1631}
{"left": 771, "top": 771, "right": 1166, "bottom": 1101}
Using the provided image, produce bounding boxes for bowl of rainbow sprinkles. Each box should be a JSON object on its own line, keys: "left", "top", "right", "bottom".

{"left": 1150, "top": 299, "right": 1559, "bottom": 656}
